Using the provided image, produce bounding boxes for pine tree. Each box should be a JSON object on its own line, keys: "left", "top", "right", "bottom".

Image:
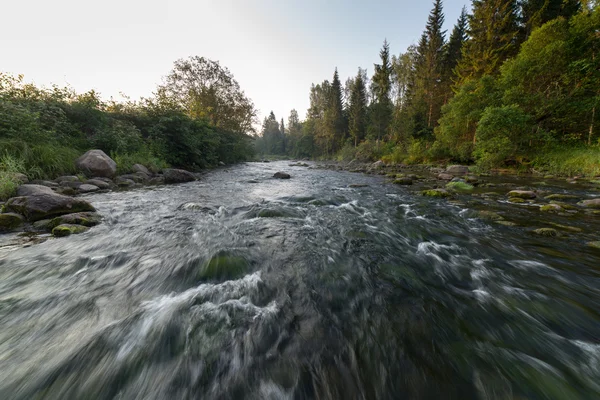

{"left": 443, "top": 7, "right": 468, "bottom": 98}
{"left": 348, "top": 68, "right": 368, "bottom": 147}
{"left": 520, "top": 0, "right": 581, "bottom": 40}
{"left": 325, "top": 68, "right": 346, "bottom": 152}
{"left": 370, "top": 40, "right": 393, "bottom": 140}
{"left": 456, "top": 0, "right": 520, "bottom": 82}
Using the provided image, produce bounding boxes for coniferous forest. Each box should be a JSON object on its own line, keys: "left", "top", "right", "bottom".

{"left": 255, "top": 0, "right": 599, "bottom": 175}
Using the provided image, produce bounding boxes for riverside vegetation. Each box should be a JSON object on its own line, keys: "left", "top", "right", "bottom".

{"left": 255, "top": 1, "right": 600, "bottom": 177}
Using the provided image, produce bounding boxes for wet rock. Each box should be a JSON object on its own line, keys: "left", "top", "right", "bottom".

{"left": 75, "top": 149, "right": 117, "bottom": 178}
{"left": 55, "top": 175, "right": 80, "bottom": 183}
{"left": 12, "top": 173, "right": 28, "bottom": 184}
{"left": 533, "top": 228, "right": 559, "bottom": 237}
{"left": 549, "top": 201, "right": 578, "bottom": 210}
{"left": 148, "top": 176, "right": 165, "bottom": 185}
{"left": 273, "top": 172, "right": 291, "bottom": 179}
{"left": 446, "top": 165, "right": 470, "bottom": 175}
{"left": 29, "top": 180, "right": 59, "bottom": 188}
{"left": 545, "top": 194, "right": 579, "bottom": 201}
{"left": 247, "top": 180, "right": 260, "bottom": 184}
{"left": 199, "top": 251, "right": 249, "bottom": 281}
{"left": 495, "top": 221, "right": 517, "bottom": 227}
{"left": 0, "top": 213, "right": 24, "bottom": 232}
{"left": 508, "top": 197, "right": 527, "bottom": 204}
{"left": 465, "top": 175, "right": 479, "bottom": 184}
{"left": 56, "top": 187, "right": 77, "bottom": 196}
{"left": 5, "top": 192, "right": 95, "bottom": 221}
{"left": 77, "top": 184, "right": 100, "bottom": 193}
{"left": 579, "top": 199, "right": 600, "bottom": 209}
{"left": 85, "top": 179, "right": 111, "bottom": 189}
{"left": 540, "top": 204, "right": 563, "bottom": 212}
{"left": 437, "top": 173, "right": 454, "bottom": 181}
{"left": 32, "top": 219, "right": 52, "bottom": 231}
{"left": 588, "top": 241, "right": 600, "bottom": 249}
{"left": 116, "top": 178, "right": 136, "bottom": 187}
{"left": 60, "top": 181, "right": 84, "bottom": 189}
{"left": 421, "top": 189, "right": 451, "bottom": 198}
{"left": 393, "top": 178, "right": 413, "bottom": 185}
{"left": 478, "top": 211, "right": 504, "bottom": 221}
{"left": 118, "top": 173, "right": 148, "bottom": 184}
{"left": 163, "top": 168, "right": 197, "bottom": 184}
{"left": 508, "top": 190, "right": 537, "bottom": 199}
{"left": 17, "top": 184, "right": 55, "bottom": 197}
{"left": 132, "top": 164, "right": 150, "bottom": 175}
{"left": 48, "top": 212, "right": 102, "bottom": 229}
{"left": 52, "top": 224, "right": 90, "bottom": 237}
{"left": 548, "top": 223, "right": 582, "bottom": 233}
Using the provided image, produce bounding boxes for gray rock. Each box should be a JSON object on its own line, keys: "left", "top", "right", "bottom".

{"left": 48, "top": 212, "right": 102, "bottom": 229}
{"left": 0, "top": 213, "right": 24, "bottom": 232}
{"left": 118, "top": 173, "right": 148, "bottom": 184}
{"left": 446, "top": 165, "right": 470, "bottom": 175}
{"left": 451, "top": 177, "right": 466, "bottom": 183}
{"left": 90, "top": 177, "right": 114, "bottom": 183}
{"left": 29, "top": 180, "right": 59, "bottom": 188}
{"left": 273, "top": 172, "right": 291, "bottom": 179}
{"left": 5, "top": 192, "right": 95, "bottom": 221}
{"left": 33, "top": 219, "right": 53, "bottom": 231}
{"left": 78, "top": 184, "right": 100, "bottom": 193}
{"left": 86, "top": 179, "right": 111, "bottom": 189}
{"left": 52, "top": 224, "right": 90, "bottom": 237}
{"left": 163, "top": 169, "right": 197, "bottom": 184}
{"left": 579, "top": 198, "right": 600, "bottom": 209}
{"left": 148, "top": 176, "right": 165, "bottom": 185}
{"left": 60, "top": 181, "right": 83, "bottom": 189}
{"left": 393, "top": 178, "right": 413, "bottom": 185}
{"left": 75, "top": 149, "right": 117, "bottom": 178}
{"left": 116, "top": 178, "right": 136, "bottom": 187}
{"left": 218, "top": 161, "right": 226, "bottom": 166}
{"left": 437, "top": 173, "right": 454, "bottom": 181}
{"left": 17, "top": 184, "right": 55, "bottom": 197}
{"left": 508, "top": 190, "right": 537, "bottom": 199}
{"left": 132, "top": 164, "right": 150, "bottom": 175}
{"left": 12, "top": 173, "right": 28, "bottom": 184}
{"left": 55, "top": 175, "right": 81, "bottom": 183}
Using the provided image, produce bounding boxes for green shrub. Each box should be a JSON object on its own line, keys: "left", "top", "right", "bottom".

{"left": 446, "top": 181, "right": 474, "bottom": 191}
{"left": 531, "top": 146, "right": 600, "bottom": 177}
{"left": 113, "top": 150, "right": 169, "bottom": 174}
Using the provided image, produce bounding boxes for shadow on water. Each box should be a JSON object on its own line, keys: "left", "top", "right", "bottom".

{"left": 1, "top": 161, "right": 599, "bottom": 399}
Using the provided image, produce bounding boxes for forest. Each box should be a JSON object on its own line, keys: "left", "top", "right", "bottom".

{"left": 0, "top": 57, "right": 257, "bottom": 199}
{"left": 255, "top": 0, "right": 600, "bottom": 176}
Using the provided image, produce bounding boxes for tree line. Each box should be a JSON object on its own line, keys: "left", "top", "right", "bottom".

{"left": 257, "top": 0, "right": 599, "bottom": 172}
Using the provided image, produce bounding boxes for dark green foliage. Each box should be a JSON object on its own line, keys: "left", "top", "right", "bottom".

{"left": 369, "top": 40, "right": 394, "bottom": 141}
{"left": 348, "top": 69, "right": 368, "bottom": 147}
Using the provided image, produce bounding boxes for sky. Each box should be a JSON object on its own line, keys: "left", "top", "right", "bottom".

{"left": 1, "top": 0, "right": 468, "bottom": 130}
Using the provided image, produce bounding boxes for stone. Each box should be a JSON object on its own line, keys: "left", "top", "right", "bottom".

{"left": 85, "top": 179, "right": 111, "bottom": 189}
{"left": 12, "top": 173, "right": 28, "bottom": 184}
{"left": 533, "top": 228, "right": 559, "bottom": 237}
{"left": 508, "top": 197, "right": 527, "bottom": 204}
{"left": 478, "top": 211, "right": 504, "bottom": 221}
{"left": 540, "top": 204, "right": 563, "bottom": 212}
{"left": 55, "top": 175, "right": 81, "bottom": 183}
{"left": 218, "top": 161, "right": 226, "bottom": 166}
{"left": 545, "top": 194, "right": 579, "bottom": 201}
{"left": 148, "top": 176, "right": 165, "bottom": 185}
{"left": 588, "top": 241, "right": 600, "bottom": 249}
{"left": 163, "top": 168, "right": 197, "bottom": 184}
{"left": 48, "top": 212, "right": 102, "bottom": 229}
{"left": 508, "top": 190, "right": 537, "bottom": 199}
{"left": 52, "top": 224, "right": 90, "bottom": 237}
{"left": 371, "top": 160, "right": 385, "bottom": 169}
{"left": 33, "top": 219, "right": 53, "bottom": 231}
{"left": 421, "top": 189, "right": 451, "bottom": 198}
{"left": 446, "top": 165, "right": 470, "bottom": 175}
{"left": 437, "top": 173, "right": 454, "bottom": 181}
{"left": 17, "top": 184, "right": 55, "bottom": 197}
{"left": 548, "top": 223, "right": 582, "bottom": 233}
{"left": 393, "top": 178, "right": 413, "bottom": 185}
{"left": 117, "top": 173, "right": 148, "bottom": 184}
{"left": 579, "top": 199, "right": 600, "bottom": 209}
{"left": 273, "top": 172, "right": 291, "bottom": 179}
{"left": 465, "top": 175, "right": 479, "bottom": 184}
{"left": 29, "top": 180, "right": 59, "bottom": 188}
{"left": 75, "top": 149, "right": 117, "bottom": 178}
{"left": 116, "top": 178, "right": 136, "bottom": 187}
{"left": 5, "top": 193, "right": 95, "bottom": 221}
{"left": 495, "top": 221, "right": 517, "bottom": 227}
{"left": 78, "top": 184, "right": 100, "bottom": 193}
{"left": 132, "top": 164, "right": 150, "bottom": 175}
{"left": 0, "top": 213, "right": 24, "bottom": 232}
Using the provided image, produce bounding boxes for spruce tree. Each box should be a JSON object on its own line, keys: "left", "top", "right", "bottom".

{"left": 348, "top": 68, "right": 368, "bottom": 147}
{"left": 370, "top": 40, "right": 393, "bottom": 141}
{"left": 326, "top": 68, "right": 346, "bottom": 152}
{"left": 443, "top": 7, "right": 468, "bottom": 94}
{"left": 520, "top": 0, "right": 581, "bottom": 39}
{"left": 456, "top": 0, "right": 520, "bottom": 82}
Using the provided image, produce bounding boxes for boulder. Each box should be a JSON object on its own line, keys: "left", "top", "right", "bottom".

{"left": 117, "top": 173, "right": 148, "bottom": 184}
{"left": 75, "top": 150, "right": 117, "bottom": 178}
{"left": 85, "top": 179, "right": 111, "bottom": 189}
{"left": 48, "top": 212, "right": 102, "bottom": 229}
{"left": 12, "top": 173, "right": 28, "bottom": 184}
{"left": 579, "top": 198, "right": 600, "bottom": 209}
{"left": 5, "top": 192, "right": 95, "bottom": 221}
{"left": 421, "top": 189, "right": 451, "bottom": 198}
{"left": 163, "top": 168, "right": 197, "bottom": 184}
{"left": 540, "top": 204, "right": 563, "bottom": 212}
{"left": 52, "top": 224, "right": 90, "bottom": 237}
{"left": 29, "top": 180, "right": 59, "bottom": 188}
{"left": 0, "top": 213, "right": 24, "bottom": 232}
{"left": 78, "top": 184, "right": 100, "bottom": 193}
{"left": 437, "top": 173, "right": 454, "bottom": 181}
{"left": 393, "top": 177, "right": 413, "bottom": 185}
{"left": 148, "top": 176, "right": 165, "bottom": 185}
{"left": 446, "top": 165, "right": 470, "bottom": 175}
{"left": 55, "top": 175, "right": 81, "bottom": 183}
{"left": 273, "top": 172, "right": 291, "bottom": 179}
{"left": 116, "top": 178, "right": 136, "bottom": 187}
{"left": 508, "top": 190, "right": 537, "bottom": 199}
{"left": 132, "top": 164, "right": 150, "bottom": 175}
{"left": 17, "top": 184, "right": 55, "bottom": 197}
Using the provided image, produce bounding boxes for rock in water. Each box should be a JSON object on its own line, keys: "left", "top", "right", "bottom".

{"left": 579, "top": 198, "right": 600, "bottom": 209}
{"left": 508, "top": 190, "right": 537, "bottom": 199}
{"left": 75, "top": 150, "right": 117, "bottom": 178}
{"left": 446, "top": 165, "right": 470, "bottom": 175}
{"left": 52, "top": 224, "right": 90, "bottom": 237}
{"left": 273, "top": 172, "right": 291, "bottom": 179}
{"left": 85, "top": 179, "right": 111, "bottom": 189}
{"left": 48, "top": 212, "right": 102, "bottom": 229}
{"left": 0, "top": 213, "right": 24, "bottom": 232}
{"left": 77, "top": 184, "right": 100, "bottom": 193}
{"left": 5, "top": 193, "right": 95, "bottom": 221}
{"left": 163, "top": 169, "right": 197, "bottom": 184}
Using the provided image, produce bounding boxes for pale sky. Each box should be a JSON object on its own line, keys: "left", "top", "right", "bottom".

{"left": 1, "top": 0, "right": 468, "bottom": 129}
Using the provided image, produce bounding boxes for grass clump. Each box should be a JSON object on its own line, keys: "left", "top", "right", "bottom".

{"left": 446, "top": 181, "right": 474, "bottom": 192}
{"left": 531, "top": 147, "right": 600, "bottom": 177}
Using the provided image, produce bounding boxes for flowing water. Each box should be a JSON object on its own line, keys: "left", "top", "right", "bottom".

{"left": 1, "top": 161, "right": 600, "bottom": 399}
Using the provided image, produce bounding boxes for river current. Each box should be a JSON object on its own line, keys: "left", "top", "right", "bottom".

{"left": 1, "top": 161, "right": 599, "bottom": 399}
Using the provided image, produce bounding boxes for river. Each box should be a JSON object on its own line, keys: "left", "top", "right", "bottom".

{"left": 1, "top": 161, "right": 599, "bottom": 399}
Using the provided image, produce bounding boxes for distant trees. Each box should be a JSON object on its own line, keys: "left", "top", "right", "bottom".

{"left": 348, "top": 68, "right": 368, "bottom": 147}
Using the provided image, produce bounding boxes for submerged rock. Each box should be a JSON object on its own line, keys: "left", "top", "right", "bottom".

{"left": 421, "top": 189, "right": 451, "bottom": 198}
{"left": 52, "top": 224, "right": 90, "bottom": 237}
{"left": 273, "top": 172, "right": 291, "bottom": 179}
{"left": 478, "top": 211, "right": 504, "bottom": 221}
{"left": 0, "top": 213, "right": 24, "bottom": 232}
{"left": 533, "top": 228, "right": 559, "bottom": 237}
{"left": 508, "top": 190, "right": 537, "bottom": 199}
{"left": 545, "top": 194, "right": 580, "bottom": 201}
{"left": 75, "top": 149, "right": 117, "bottom": 178}
{"left": 540, "top": 204, "right": 563, "bottom": 213}
{"left": 508, "top": 197, "right": 527, "bottom": 204}
{"left": 163, "top": 168, "right": 197, "bottom": 184}
{"left": 199, "top": 251, "right": 249, "bottom": 281}
{"left": 579, "top": 199, "right": 600, "bottom": 209}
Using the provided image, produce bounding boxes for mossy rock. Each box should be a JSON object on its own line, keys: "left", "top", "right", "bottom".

{"left": 548, "top": 223, "right": 582, "bottom": 233}
{"left": 52, "top": 224, "right": 90, "bottom": 237}
{"left": 393, "top": 177, "right": 413, "bottom": 185}
{"left": 545, "top": 194, "right": 579, "bottom": 201}
{"left": 588, "top": 241, "right": 600, "bottom": 249}
{"left": 199, "top": 251, "right": 249, "bottom": 281}
{"left": 495, "top": 220, "right": 517, "bottom": 227}
{"left": 478, "top": 211, "right": 504, "bottom": 221}
{"left": 33, "top": 219, "right": 53, "bottom": 231}
{"left": 540, "top": 204, "right": 563, "bottom": 213}
{"left": 48, "top": 212, "right": 102, "bottom": 229}
{"left": 421, "top": 189, "right": 451, "bottom": 198}
{"left": 532, "top": 228, "right": 559, "bottom": 237}
{"left": 446, "top": 181, "right": 474, "bottom": 192}
{"left": 508, "top": 190, "right": 536, "bottom": 199}
{"left": 549, "top": 201, "right": 578, "bottom": 210}
{"left": 0, "top": 213, "right": 24, "bottom": 232}
{"left": 508, "top": 197, "right": 527, "bottom": 204}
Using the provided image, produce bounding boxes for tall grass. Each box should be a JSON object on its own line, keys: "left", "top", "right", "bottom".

{"left": 0, "top": 153, "right": 25, "bottom": 201}
{"left": 113, "top": 151, "right": 169, "bottom": 174}
{"left": 0, "top": 139, "right": 80, "bottom": 179}
{"left": 531, "top": 147, "right": 600, "bottom": 177}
